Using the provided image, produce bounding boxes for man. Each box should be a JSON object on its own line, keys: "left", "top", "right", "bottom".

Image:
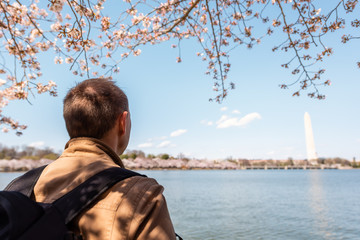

{"left": 33, "top": 78, "right": 176, "bottom": 239}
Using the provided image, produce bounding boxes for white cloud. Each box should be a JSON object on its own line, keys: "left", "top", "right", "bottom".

{"left": 232, "top": 110, "right": 241, "bottom": 114}
{"left": 170, "top": 129, "right": 187, "bottom": 137}
{"left": 138, "top": 142, "right": 153, "bottom": 148}
{"left": 220, "top": 107, "right": 228, "bottom": 111}
{"left": 217, "top": 115, "right": 228, "bottom": 123}
{"left": 29, "top": 141, "right": 45, "bottom": 148}
{"left": 200, "top": 120, "right": 213, "bottom": 126}
{"left": 149, "top": 136, "right": 168, "bottom": 141}
{"left": 216, "top": 112, "right": 261, "bottom": 129}
{"left": 157, "top": 141, "right": 172, "bottom": 148}
{"left": 239, "top": 113, "right": 262, "bottom": 125}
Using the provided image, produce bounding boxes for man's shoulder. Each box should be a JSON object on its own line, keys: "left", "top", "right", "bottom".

{"left": 94, "top": 174, "right": 165, "bottom": 209}
{"left": 112, "top": 174, "right": 164, "bottom": 197}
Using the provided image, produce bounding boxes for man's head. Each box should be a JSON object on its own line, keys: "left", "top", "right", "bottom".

{"left": 63, "top": 78, "right": 130, "bottom": 153}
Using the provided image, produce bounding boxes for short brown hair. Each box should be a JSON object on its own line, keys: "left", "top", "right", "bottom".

{"left": 63, "top": 78, "right": 128, "bottom": 139}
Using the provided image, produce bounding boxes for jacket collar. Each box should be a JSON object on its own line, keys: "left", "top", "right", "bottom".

{"left": 65, "top": 137, "right": 125, "bottom": 168}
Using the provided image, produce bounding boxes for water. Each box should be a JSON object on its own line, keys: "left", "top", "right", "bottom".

{"left": 1, "top": 170, "right": 359, "bottom": 240}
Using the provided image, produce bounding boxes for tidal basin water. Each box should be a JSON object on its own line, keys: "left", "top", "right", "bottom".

{"left": 1, "top": 170, "right": 359, "bottom": 240}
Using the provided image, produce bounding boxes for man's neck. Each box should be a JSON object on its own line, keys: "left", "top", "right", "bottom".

{"left": 100, "top": 133, "right": 119, "bottom": 155}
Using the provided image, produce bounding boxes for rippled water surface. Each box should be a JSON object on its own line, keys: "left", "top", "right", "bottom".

{"left": 2, "top": 170, "right": 360, "bottom": 240}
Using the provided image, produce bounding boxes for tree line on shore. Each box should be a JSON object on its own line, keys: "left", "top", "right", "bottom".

{"left": 0, "top": 146, "right": 359, "bottom": 171}
{"left": 0, "top": 144, "right": 59, "bottom": 160}
{"left": 122, "top": 150, "right": 359, "bottom": 167}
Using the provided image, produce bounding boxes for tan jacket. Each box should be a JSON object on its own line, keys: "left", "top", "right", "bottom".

{"left": 34, "top": 138, "right": 176, "bottom": 240}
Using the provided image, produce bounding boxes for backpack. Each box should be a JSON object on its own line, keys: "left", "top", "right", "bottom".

{"left": 0, "top": 166, "right": 144, "bottom": 240}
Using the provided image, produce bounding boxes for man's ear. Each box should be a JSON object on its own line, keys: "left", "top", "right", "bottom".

{"left": 118, "top": 111, "right": 129, "bottom": 136}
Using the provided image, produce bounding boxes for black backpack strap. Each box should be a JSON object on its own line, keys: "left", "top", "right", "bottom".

{"left": 53, "top": 167, "right": 145, "bottom": 224}
{"left": 4, "top": 165, "right": 47, "bottom": 197}
{"left": 176, "top": 233, "right": 183, "bottom": 240}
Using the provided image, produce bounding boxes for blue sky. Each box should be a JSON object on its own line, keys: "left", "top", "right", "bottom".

{"left": 1, "top": 8, "right": 359, "bottom": 160}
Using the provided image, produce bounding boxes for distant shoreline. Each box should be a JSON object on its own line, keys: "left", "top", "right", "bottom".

{"left": 0, "top": 157, "right": 357, "bottom": 172}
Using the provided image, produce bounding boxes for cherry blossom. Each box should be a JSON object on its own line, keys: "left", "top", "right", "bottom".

{"left": 0, "top": 0, "right": 358, "bottom": 133}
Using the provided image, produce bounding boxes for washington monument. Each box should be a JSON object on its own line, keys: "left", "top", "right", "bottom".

{"left": 304, "top": 112, "right": 318, "bottom": 164}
